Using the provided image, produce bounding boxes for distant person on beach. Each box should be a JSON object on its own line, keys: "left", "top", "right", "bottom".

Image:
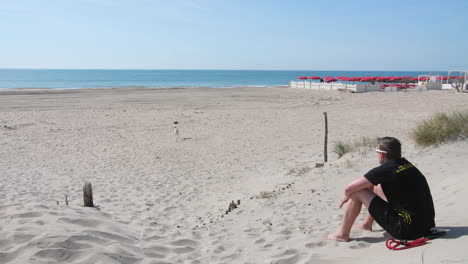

{"left": 328, "top": 137, "right": 435, "bottom": 242}
{"left": 173, "top": 121, "right": 179, "bottom": 141}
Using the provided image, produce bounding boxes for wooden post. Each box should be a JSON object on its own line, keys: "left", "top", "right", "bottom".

{"left": 323, "top": 112, "right": 328, "bottom": 163}
{"left": 65, "top": 194, "right": 69, "bottom": 206}
{"left": 83, "top": 182, "right": 94, "bottom": 207}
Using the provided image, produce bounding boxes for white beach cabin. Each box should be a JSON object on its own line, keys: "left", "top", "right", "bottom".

{"left": 416, "top": 71, "right": 468, "bottom": 92}
{"left": 447, "top": 70, "right": 468, "bottom": 92}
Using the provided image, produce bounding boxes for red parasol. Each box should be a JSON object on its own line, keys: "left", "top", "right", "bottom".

{"left": 360, "top": 76, "right": 376, "bottom": 82}
{"left": 325, "top": 78, "right": 337, "bottom": 83}
{"left": 308, "top": 76, "right": 321, "bottom": 80}
{"left": 298, "top": 76, "right": 308, "bottom": 80}
{"left": 376, "top": 76, "right": 390, "bottom": 81}
{"left": 436, "top": 76, "right": 448, "bottom": 81}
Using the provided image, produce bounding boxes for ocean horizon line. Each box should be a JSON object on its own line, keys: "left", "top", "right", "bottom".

{"left": 0, "top": 68, "right": 450, "bottom": 72}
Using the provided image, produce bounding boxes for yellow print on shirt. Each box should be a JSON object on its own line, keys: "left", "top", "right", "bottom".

{"left": 394, "top": 209, "right": 412, "bottom": 224}
{"left": 396, "top": 163, "right": 414, "bottom": 173}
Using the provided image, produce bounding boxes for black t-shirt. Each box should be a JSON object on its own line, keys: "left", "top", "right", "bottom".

{"left": 364, "top": 158, "right": 435, "bottom": 232}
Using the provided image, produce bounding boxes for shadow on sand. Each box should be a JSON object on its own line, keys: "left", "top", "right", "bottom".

{"left": 353, "top": 226, "right": 468, "bottom": 244}
{"left": 435, "top": 226, "right": 468, "bottom": 239}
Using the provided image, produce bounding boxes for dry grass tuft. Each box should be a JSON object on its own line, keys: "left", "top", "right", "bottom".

{"left": 333, "top": 136, "right": 377, "bottom": 158}
{"left": 411, "top": 111, "right": 468, "bottom": 147}
{"left": 334, "top": 141, "right": 353, "bottom": 158}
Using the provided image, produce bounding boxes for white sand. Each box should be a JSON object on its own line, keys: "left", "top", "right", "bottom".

{"left": 0, "top": 87, "right": 467, "bottom": 264}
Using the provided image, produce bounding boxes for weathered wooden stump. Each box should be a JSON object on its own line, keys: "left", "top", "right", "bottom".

{"left": 323, "top": 112, "right": 328, "bottom": 163}
{"left": 83, "top": 182, "right": 94, "bottom": 207}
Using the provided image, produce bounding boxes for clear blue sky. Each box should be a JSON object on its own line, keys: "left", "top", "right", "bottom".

{"left": 1, "top": 0, "right": 467, "bottom": 71}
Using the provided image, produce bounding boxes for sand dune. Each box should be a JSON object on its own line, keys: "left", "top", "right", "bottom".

{"left": 1, "top": 87, "right": 467, "bottom": 263}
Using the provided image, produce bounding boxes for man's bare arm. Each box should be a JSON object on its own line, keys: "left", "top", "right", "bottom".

{"left": 344, "top": 176, "right": 373, "bottom": 198}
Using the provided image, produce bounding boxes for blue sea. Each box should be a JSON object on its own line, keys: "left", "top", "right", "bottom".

{"left": 0, "top": 69, "right": 448, "bottom": 90}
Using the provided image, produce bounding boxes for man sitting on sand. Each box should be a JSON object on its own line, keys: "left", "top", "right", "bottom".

{"left": 328, "top": 137, "right": 435, "bottom": 242}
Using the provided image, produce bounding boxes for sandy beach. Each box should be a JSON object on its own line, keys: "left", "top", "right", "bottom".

{"left": 1, "top": 87, "right": 467, "bottom": 264}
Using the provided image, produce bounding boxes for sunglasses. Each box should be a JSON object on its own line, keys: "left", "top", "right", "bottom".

{"left": 375, "top": 148, "right": 387, "bottom": 153}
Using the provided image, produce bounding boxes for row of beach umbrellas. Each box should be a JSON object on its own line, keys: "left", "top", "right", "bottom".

{"left": 296, "top": 76, "right": 460, "bottom": 83}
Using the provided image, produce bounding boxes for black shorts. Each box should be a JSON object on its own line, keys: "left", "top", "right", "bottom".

{"left": 368, "top": 196, "right": 418, "bottom": 240}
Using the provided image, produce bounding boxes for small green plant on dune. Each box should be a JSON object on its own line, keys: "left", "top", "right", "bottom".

{"left": 333, "top": 136, "right": 377, "bottom": 158}
{"left": 354, "top": 136, "right": 377, "bottom": 149}
{"left": 334, "top": 141, "right": 353, "bottom": 158}
{"left": 411, "top": 111, "right": 468, "bottom": 147}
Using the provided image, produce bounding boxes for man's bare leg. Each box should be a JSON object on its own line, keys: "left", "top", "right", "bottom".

{"left": 328, "top": 189, "right": 376, "bottom": 242}
{"left": 357, "top": 212, "right": 374, "bottom": 231}
{"left": 356, "top": 185, "right": 387, "bottom": 231}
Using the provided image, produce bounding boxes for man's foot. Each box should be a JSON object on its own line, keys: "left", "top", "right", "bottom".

{"left": 356, "top": 223, "right": 373, "bottom": 231}
{"left": 327, "top": 232, "right": 349, "bottom": 242}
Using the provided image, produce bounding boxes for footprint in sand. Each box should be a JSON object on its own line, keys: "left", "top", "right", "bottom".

{"left": 213, "top": 245, "right": 225, "bottom": 254}
{"left": 32, "top": 248, "right": 84, "bottom": 263}
{"left": 172, "top": 245, "right": 196, "bottom": 254}
{"left": 7, "top": 234, "right": 36, "bottom": 245}
{"left": 170, "top": 239, "right": 199, "bottom": 247}
{"left": 102, "top": 250, "right": 142, "bottom": 264}
{"left": 305, "top": 241, "right": 326, "bottom": 248}
{"left": 33, "top": 220, "right": 46, "bottom": 225}
{"left": 142, "top": 234, "right": 166, "bottom": 242}
{"left": 273, "top": 249, "right": 298, "bottom": 256}
{"left": 255, "top": 238, "right": 266, "bottom": 244}
{"left": 49, "top": 237, "right": 96, "bottom": 250}
{"left": 83, "top": 230, "right": 136, "bottom": 244}
{"left": 143, "top": 251, "right": 166, "bottom": 259}
{"left": 144, "top": 245, "right": 170, "bottom": 253}
{"left": 9, "top": 212, "right": 43, "bottom": 219}
{"left": 272, "top": 252, "right": 303, "bottom": 264}
{"left": 349, "top": 241, "right": 370, "bottom": 249}
{"left": 57, "top": 217, "right": 98, "bottom": 227}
